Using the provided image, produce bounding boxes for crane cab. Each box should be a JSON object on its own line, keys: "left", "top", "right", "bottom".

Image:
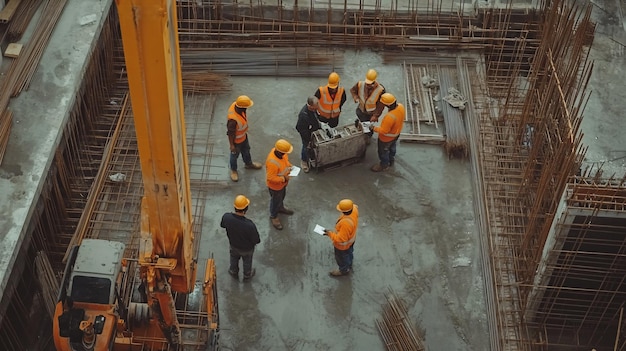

{"left": 53, "top": 239, "right": 126, "bottom": 351}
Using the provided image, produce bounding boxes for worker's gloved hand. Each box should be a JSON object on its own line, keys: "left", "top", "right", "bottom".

{"left": 230, "top": 145, "right": 237, "bottom": 153}
{"left": 283, "top": 174, "right": 290, "bottom": 182}
{"left": 370, "top": 116, "right": 379, "bottom": 122}
{"left": 323, "top": 229, "right": 329, "bottom": 236}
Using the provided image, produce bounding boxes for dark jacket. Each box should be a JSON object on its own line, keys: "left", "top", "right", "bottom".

{"left": 295, "top": 104, "right": 321, "bottom": 141}
{"left": 220, "top": 213, "right": 261, "bottom": 251}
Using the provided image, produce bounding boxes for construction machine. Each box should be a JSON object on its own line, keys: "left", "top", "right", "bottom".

{"left": 53, "top": 0, "right": 219, "bottom": 350}
{"left": 308, "top": 120, "right": 369, "bottom": 171}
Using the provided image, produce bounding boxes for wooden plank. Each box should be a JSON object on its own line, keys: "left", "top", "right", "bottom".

{"left": 0, "top": 0, "right": 22, "bottom": 23}
{"left": 4, "top": 43, "right": 22, "bottom": 58}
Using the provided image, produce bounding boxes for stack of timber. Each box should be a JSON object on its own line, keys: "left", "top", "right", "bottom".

{"left": 0, "top": 0, "right": 67, "bottom": 165}
{"left": 0, "top": 110, "right": 11, "bottom": 164}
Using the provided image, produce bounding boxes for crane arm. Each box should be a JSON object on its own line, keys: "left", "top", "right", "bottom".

{"left": 116, "top": 0, "right": 195, "bottom": 344}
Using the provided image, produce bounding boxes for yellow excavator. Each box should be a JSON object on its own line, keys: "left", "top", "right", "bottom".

{"left": 52, "top": 0, "right": 218, "bottom": 349}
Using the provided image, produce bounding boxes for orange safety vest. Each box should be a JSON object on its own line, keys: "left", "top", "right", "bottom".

{"left": 317, "top": 85, "right": 344, "bottom": 119}
{"left": 377, "top": 104, "right": 405, "bottom": 142}
{"left": 331, "top": 205, "right": 359, "bottom": 250}
{"left": 265, "top": 148, "right": 291, "bottom": 190}
{"left": 358, "top": 82, "right": 384, "bottom": 113}
{"left": 227, "top": 102, "right": 248, "bottom": 143}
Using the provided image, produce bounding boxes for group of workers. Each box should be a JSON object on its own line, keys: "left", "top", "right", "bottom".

{"left": 220, "top": 69, "right": 405, "bottom": 280}
{"left": 297, "top": 69, "right": 406, "bottom": 173}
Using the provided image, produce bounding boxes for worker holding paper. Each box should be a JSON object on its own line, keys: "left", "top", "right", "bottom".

{"left": 266, "top": 139, "right": 295, "bottom": 230}
{"left": 323, "top": 199, "right": 359, "bottom": 277}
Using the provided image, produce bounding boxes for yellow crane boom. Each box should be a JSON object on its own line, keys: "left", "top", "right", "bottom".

{"left": 54, "top": 2, "right": 216, "bottom": 349}
{"left": 116, "top": 0, "right": 195, "bottom": 344}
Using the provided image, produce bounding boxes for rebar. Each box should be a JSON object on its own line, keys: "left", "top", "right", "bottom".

{"left": 181, "top": 47, "right": 342, "bottom": 77}
{"left": 397, "top": 59, "right": 447, "bottom": 144}
{"left": 439, "top": 64, "right": 468, "bottom": 158}
{"left": 34, "top": 251, "right": 59, "bottom": 319}
{"left": 464, "top": 0, "right": 598, "bottom": 349}
{"left": 376, "top": 288, "right": 425, "bottom": 351}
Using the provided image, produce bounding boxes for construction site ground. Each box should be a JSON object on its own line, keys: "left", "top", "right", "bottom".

{"left": 203, "top": 58, "right": 489, "bottom": 350}
{"left": 0, "top": 0, "right": 624, "bottom": 350}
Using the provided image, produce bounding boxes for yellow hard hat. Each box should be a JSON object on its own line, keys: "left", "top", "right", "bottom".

{"left": 328, "top": 72, "right": 340, "bottom": 88}
{"left": 380, "top": 93, "right": 396, "bottom": 105}
{"left": 275, "top": 139, "right": 293, "bottom": 154}
{"left": 235, "top": 95, "right": 254, "bottom": 108}
{"left": 336, "top": 199, "right": 354, "bottom": 212}
{"left": 365, "top": 69, "right": 377, "bottom": 84}
{"left": 233, "top": 195, "right": 250, "bottom": 210}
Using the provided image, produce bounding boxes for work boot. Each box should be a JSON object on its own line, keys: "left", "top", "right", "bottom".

{"left": 243, "top": 268, "right": 256, "bottom": 281}
{"left": 271, "top": 217, "right": 283, "bottom": 230}
{"left": 245, "top": 162, "right": 262, "bottom": 169}
{"left": 370, "top": 164, "right": 389, "bottom": 172}
{"left": 329, "top": 269, "right": 349, "bottom": 277}
{"left": 230, "top": 169, "right": 239, "bottom": 182}
{"left": 301, "top": 160, "right": 309, "bottom": 173}
{"left": 278, "top": 207, "right": 294, "bottom": 215}
{"left": 228, "top": 269, "right": 238, "bottom": 278}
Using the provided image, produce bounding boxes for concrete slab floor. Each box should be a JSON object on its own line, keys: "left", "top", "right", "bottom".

{"left": 198, "top": 50, "right": 489, "bottom": 350}
{"left": 0, "top": 0, "right": 111, "bottom": 312}
{"left": 581, "top": 0, "right": 626, "bottom": 175}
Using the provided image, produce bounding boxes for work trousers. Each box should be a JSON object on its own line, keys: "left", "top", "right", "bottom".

{"left": 377, "top": 137, "right": 398, "bottom": 168}
{"left": 334, "top": 244, "right": 354, "bottom": 274}
{"left": 268, "top": 187, "right": 287, "bottom": 218}
{"left": 229, "top": 137, "right": 253, "bottom": 171}
{"left": 229, "top": 245, "right": 255, "bottom": 276}
{"left": 299, "top": 134, "right": 311, "bottom": 162}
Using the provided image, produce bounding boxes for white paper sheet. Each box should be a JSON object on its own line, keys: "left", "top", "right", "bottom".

{"left": 314, "top": 224, "right": 326, "bottom": 235}
{"left": 289, "top": 166, "right": 301, "bottom": 177}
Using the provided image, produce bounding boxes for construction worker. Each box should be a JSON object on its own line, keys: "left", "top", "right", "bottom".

{"left": 220, "top": 195, "right": 261, "bottom": 280}
{"left": 314, "top": 72, "right": 347, "bottom": 128}
{"left": 295, "top": 96, "right": 322, "bottom": 173}
{"left": 349, "top": 69, "right": 386, "bottom": 143}
{"left": 370, "top": 93, "right": 404, "bottom": 172}
{"left": 227, "top": 95, "right": 263, "bottom": 182}
{"left": 265, "top": 139, "right": 294, "bottom": 230}
{"left": 323, "top": 199, "right": 359, "bottom": 277}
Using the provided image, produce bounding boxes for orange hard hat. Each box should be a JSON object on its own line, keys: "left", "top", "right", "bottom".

{"left": 234, "top": 195, "right": 250, "bottom": 210}
{"left": 380, "top": 93, "right": 396, "bottom": 106}
{"left": 328, "top": 72, "right": 340, "bottom": 88}
{"left": 275, "top": 139, "right": 293, "bottom": 154}
{"left": 336, "top": 199, "right": 354, "bottom": 212}
{"left": 365, "top": 69, "right": 377, "bottom": 84}
{"left": 235, "top": 95, "right": 254, "bottom": 108}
